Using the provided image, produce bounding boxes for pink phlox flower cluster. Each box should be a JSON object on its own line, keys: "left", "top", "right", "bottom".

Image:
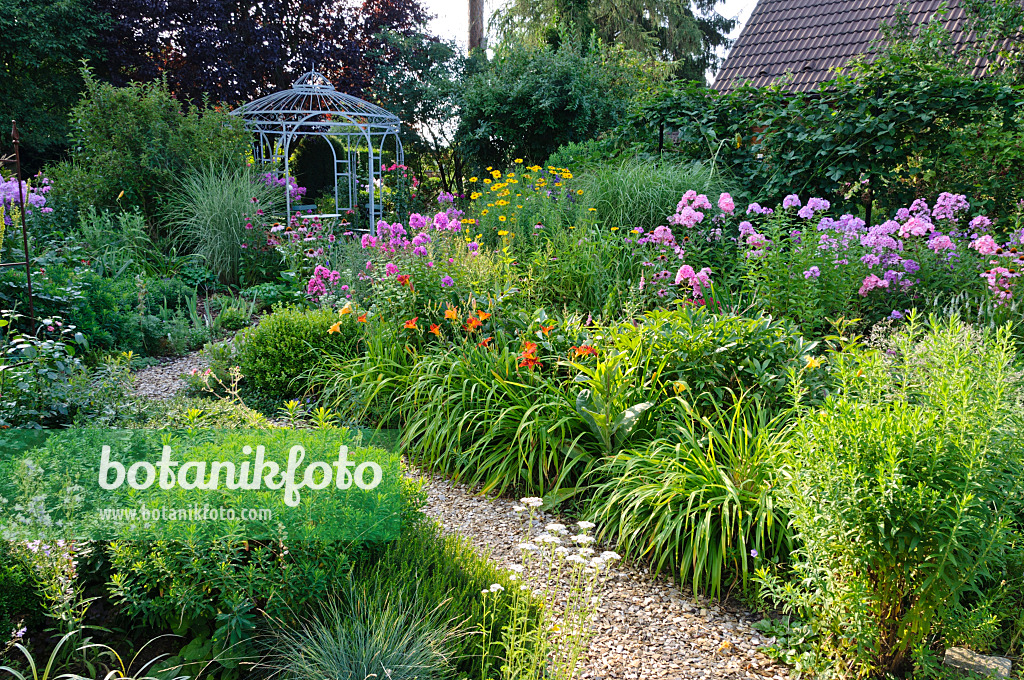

{"left": 306, "top": 265, "right": 341, "bottom": 299}
{"left": 927, "top": 233, "right": 955, "bottom": 252}
{"left": 970, "top": 235, "right": 999, "bottom": 255}
{"left": 674, "top": 265, "right": 713, "bottom": 297}
{"left": 859, "top": 274, "right": 890, "bottom": 296}
{"left": 782, "top": 194, "right": 801, "bottom": 209}
{"left": 899, "top": 216, "right": 934, "bottom": 238}
{"left": 718, "top": 193, "right": 735, "bottom": 214}
{"left": 412, "top": 232, "right": 432, "bottom": 246}
{"left": 969, "top": 215, "right": 992, "bottom": 233}
{"left": 668, "top": 206, "right": 705, "bottom": 228}
{"left": 738, "top": 221, "right": 756, "bottom": 237}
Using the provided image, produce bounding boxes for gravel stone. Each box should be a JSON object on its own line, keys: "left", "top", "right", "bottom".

{"left": 133, "top": 352, "right": 206, "bottom": 399}
{"left": 411, "top": 469, "right": 789, "bottom": 680}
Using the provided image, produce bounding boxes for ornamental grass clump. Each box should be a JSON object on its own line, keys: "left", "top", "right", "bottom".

{"left": 265, "top": 582, "right": 459, "bottom": 680}
{"left": 758, "top": 314, "right": 1024, "bottom": 677}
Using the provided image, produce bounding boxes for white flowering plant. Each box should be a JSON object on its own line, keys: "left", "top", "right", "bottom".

{"left": 479, "top": 499, "right": 620, "bottom": 680}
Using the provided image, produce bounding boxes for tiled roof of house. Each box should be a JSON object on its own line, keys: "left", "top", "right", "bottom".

{"left": 713, "top": 0, "right": 990, "bottom": 92}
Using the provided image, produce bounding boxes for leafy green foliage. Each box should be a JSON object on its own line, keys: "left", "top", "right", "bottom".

{"left": 47, "top": 68, "right": 250, "bottom": 221}
{"left": 607, "top": 307, "right": 822, "bottom": 409}
{"left": 492, "top": 0, "right": 735, "bottom": 83}
{"left": 458, "top": 41, "right": 644, "bottom": 170}
{"left": 234, "top": 306, "right": 362, "bottom": 397}
{"left": 759, "top": 316, "right": 1024, "bottom": 676}
{"left": 0, "top": 543, "right": 42, "bottom": 636}
{"left": 0, "top": 0, "right": 105, "bottom": 170}
{"left": 627, "top": 67, "right": 1023, "bottom": 218}
{"left": 591, "top": 396, "right": 792, "bottom": 600}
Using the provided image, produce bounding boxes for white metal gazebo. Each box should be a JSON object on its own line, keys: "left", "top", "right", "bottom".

{"left": 231, "top": 70, "right": 404, "bottom": 226}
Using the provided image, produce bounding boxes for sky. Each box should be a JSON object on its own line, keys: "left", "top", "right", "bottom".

{"left": 422, "top": 0, "right": 761, "bottom": 63}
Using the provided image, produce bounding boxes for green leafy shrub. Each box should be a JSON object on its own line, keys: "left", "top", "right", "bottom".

{"left": 626, "top": 62, "right": 1022, "bottom": 218}
{"left": 607, "top": 307, "right": 823, "bottom": 410}
{"left": 0, "top": 543, "right": 42, "bottom": 635}
{"left": 759, "top": 316, "right": 1024, "bottom": 676}
{"left": 47, "top": 68, "right": 250, "bottom": 221}
{"left": 235, "top": 306, "right": 362, "bottom": 397}
{"left": 591, "top": 396, "right": 793, "bottom": 601}
{"left": 458, "top": 41, "right": 643, "bottom": 169}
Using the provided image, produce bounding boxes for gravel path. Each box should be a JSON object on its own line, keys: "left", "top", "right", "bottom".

{"left": 132, "top": 351, "right": 206, "bottom": 399}
{"left": 129, "top": 359, "right": 789, "bottom": 679}
{"left": 416, "top": 470, "right": 789, "bottom": 680}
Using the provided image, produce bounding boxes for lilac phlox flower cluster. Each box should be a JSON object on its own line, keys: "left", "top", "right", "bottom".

{"left": 746, "top": 202, "right": 773, "bottom": 216}
{"left": 262, "top": 172, "right": 307, "bottom": 201}
{"left": 932, "top": 192, "right": 970, "bottom": 222}
{"left": 782, "top": 194, "right": 801, "bottom": 209}
{"left": 1, "top": 175, "right": 52, "bottom": 221}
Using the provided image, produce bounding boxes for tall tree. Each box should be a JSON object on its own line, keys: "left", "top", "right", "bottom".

{"left": 94, "top": 0, "right": 431, "bottom": 106}
{"left": 491, "top": 0, "right": 735, "bottom": 82}
{"left": 0, "top": 0, "right": 106, "bottom": 170}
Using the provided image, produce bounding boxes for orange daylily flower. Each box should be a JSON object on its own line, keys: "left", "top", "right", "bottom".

{"left": 540, "top": 324, "right": 555, "bottom": 336}
{"left": 465, "top": 316, "right": 482, "bottom": 332}
{"left": 397, "top": 274, "right": 411, "bottom": 286}
{"left": 429, "top": 323, "right": 441, "bottom": 336}
{"left": 357, "top": 313, "right": 367, "bottom": 323}
{"left": 519, "top": 355, "right": 542, "bottom": 370}
{"left": 328, "top": 321, "right": 342, "bottom": 334}
{"left": 404, "top": 317, "right": 419, "bottom": 330}
{"left": 476, "top": 310, "right": 491, "bottom": 321}
{"left": 340, "top": 304, "right": 353, "bottom": 315}
{"left": 521, "top": 341, "right": 538, "bottom": 356}
{"left": 573, "top": 345, "right": 597, "bottom": 358}
{"left": 479, "top": 336, "right": 493, "bottom": 347}
{"left": 444, "top": 306, "right": 460, "bottom": 321}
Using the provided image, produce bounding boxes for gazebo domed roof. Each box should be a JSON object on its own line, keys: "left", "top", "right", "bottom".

{"left": 232, "top": 70, "right": 400, "bottom": 134}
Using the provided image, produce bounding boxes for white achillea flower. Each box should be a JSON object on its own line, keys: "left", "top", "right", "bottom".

{"left": 571, "top": 533, "right": 595, "bottom": 545}
{"left": 509, "top": 564, "right": 525, "bottom": 573}
{"left": 518, "top": 542, "right": 539, "bottom": 551}
{"left": 566, "top": 554, "right": 586, "bottom": 565}
{"left": 490, "top": 583, "right": 505, "bottom": 593}
{"left": 521, "top": 497, "right": 543, "bottom": 508}
{"left": 545, "top": 523, "right": 567, "bottom": 533}
{"left": 513, "top": 505, "right": 526, "bottom": 513}
{"left": 536, "top": 533, "right": 561, "bottom": 545}
{"left": 600, "top": 550, "right": 622, "bottom": 562}
{"left": 555, "top": 546, "right": 571, "bottom": 555}
{"left": 577, "top": 520, "right": 596, "bottom": 530}
{"left": 578, "top": 547, "right": 595, "bottom": 557}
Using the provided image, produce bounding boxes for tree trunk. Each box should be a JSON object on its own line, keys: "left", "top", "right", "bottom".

{"left": 469, "top": 0, "right": 484, "bottom": 51}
